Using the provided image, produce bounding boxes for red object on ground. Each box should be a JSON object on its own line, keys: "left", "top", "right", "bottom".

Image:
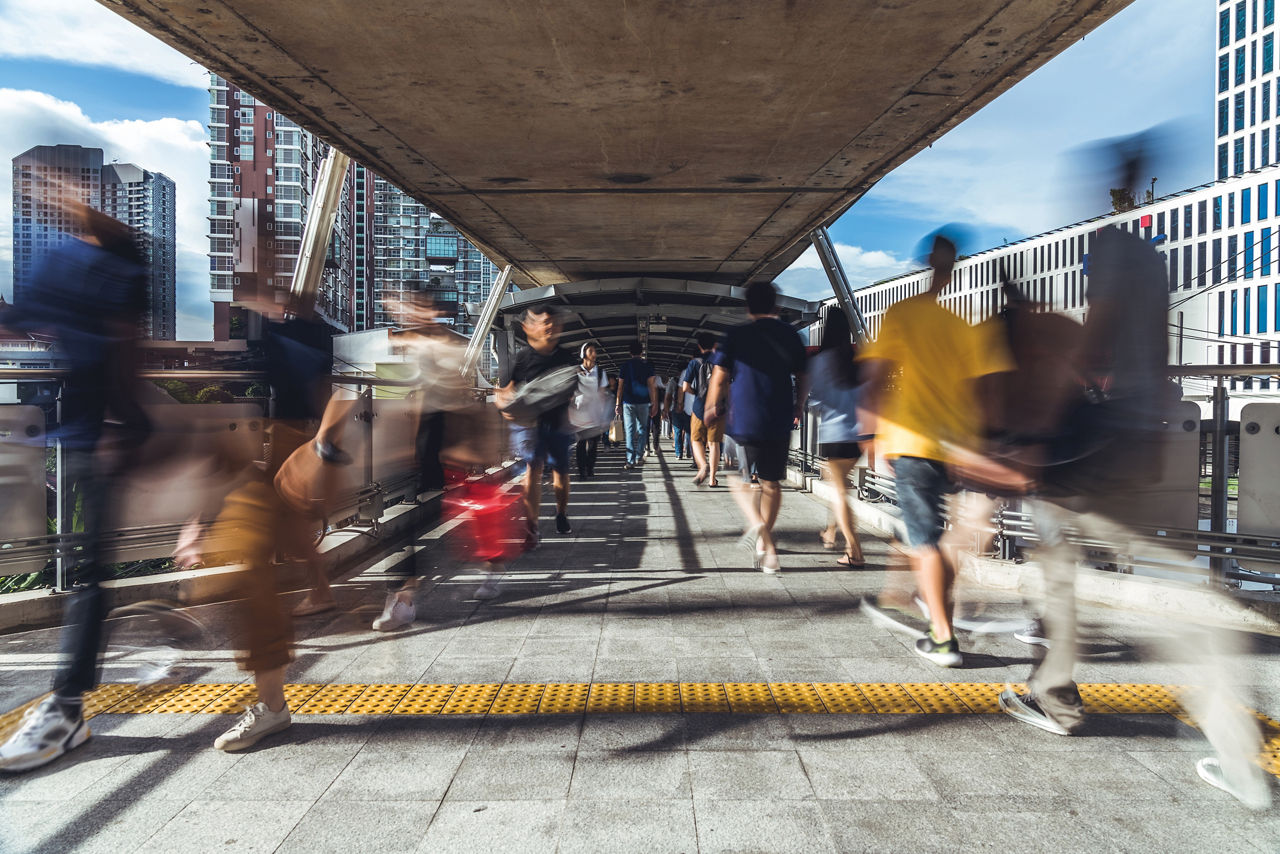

{"left": 443, "top": 475, "right": 521, "bottom": 563}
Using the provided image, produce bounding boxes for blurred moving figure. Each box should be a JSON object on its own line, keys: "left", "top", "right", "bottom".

{"left": 0, "top": 204, "right": 150, "bottom": 772}
{"left": 705, "top": 281, "right": 807, "bottom": 573}
{"left": 807, "top": 309, "right": 866, "bottom": 567}
{"left": 615, "top": 341, "right": 658, "bottom": 470}
{"left": 682, "top": 333, "right": 721, "bottom": 486}
{"left": 498, "top": 305, "right": 578, "bottom": 547}
{"left": 574, "top": 342, "right": 609, "bottom": 479}
{"left": 857, "top": 234, "right": 1014, "bottom": 666}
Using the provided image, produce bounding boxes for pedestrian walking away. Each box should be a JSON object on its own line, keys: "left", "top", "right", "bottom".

{"left": 704, "top": 282, "right": 807, "bottom": 574}
{"left": 615, "top": 341, "right": 659, "bottom": 469}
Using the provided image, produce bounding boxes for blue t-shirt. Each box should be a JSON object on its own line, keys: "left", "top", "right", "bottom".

{"left": 716, "top": 318, "right": 808, "bottom": 442}
{"left": 619, "top": 358, "right": 655, "bottom": 404}
{"left": 681, "top": 356, "right": 707, "bottom": 420}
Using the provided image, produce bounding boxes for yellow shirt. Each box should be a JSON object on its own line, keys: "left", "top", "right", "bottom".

{"left": 858, "top": 293, "right": 1013, "bottom": 462}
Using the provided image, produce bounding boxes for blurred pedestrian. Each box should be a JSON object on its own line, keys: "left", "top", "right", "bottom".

{"left": 0, "top": 204, "right": 150, "bottom": 771}
{"left": 575, "top": 342, "right": 609, "bottom": 478}
{"left": 857, "top": 234, "right": 1013, "bottom": 666}
{"left": 497, "top": 305, "right": 577, "bottom": 547}
{"left": 682, "top": 332, "right": 721, "bottom": 486}
{"left": 808, "top": 309, "right": 866, "bottom": 567}
{"left": 705, "top": 282, "right": 807, "bottom": 573}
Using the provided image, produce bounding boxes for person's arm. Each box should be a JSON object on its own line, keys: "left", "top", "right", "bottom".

{"left": 704, "top": 365, "right": 729, "bottom": 423}
{"left": 647, "top": 375, "right": 659, "bottom": 417}
{"left": 792, "top": 370, "right": 810, "bottom": 428}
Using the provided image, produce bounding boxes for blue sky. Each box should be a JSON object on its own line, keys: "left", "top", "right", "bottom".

{"left": 0, "top": 0, "right": 1211, "bottom": 338}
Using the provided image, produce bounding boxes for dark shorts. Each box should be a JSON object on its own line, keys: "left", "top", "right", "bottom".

{"left": 820, "top": 441, "right": 862, "bottom": 461}
{"left": 511, "top": 422, "right": 572, "bottom": 475}
{"left": 891, "top": 456, "right": 956, "bottom": 549}
{"left": 740, "top": 439, "right": 789, "bottom": 483}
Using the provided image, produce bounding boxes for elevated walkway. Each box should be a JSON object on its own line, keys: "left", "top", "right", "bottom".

{"left": 3, "top": 443, "right": 1280, "bottom": 851}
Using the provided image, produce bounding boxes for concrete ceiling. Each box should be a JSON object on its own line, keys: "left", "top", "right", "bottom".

{"left": 102, "top": 0, "right": 1131, "bottom": 289}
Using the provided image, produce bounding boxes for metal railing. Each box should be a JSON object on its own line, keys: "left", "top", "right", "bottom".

{"left": 0, "top": 368, "right": 505, "bottom": 592}
{"left": 789, "top": 364, "right": 1280, "bottom": 590}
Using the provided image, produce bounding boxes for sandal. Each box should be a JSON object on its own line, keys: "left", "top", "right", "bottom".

{"left": 692, "top": 471, "right": 708, "bottom": 485}
{"left": 836, "top": 552, "right": 865, "bottom": 568}
{"left": 820, "top": 529, "right": 837, "bottom": 550}
{"left": 709, "top": 479, "right": 721, "bottom": 487}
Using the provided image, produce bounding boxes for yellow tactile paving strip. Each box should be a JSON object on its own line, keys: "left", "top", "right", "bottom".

{"left": 4, "top": 681, "right": 1280, "bottom": 777}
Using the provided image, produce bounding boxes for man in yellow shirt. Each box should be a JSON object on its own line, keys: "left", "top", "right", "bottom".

{"left": 857, "top": 234, "right": 1013, "bottom": 666}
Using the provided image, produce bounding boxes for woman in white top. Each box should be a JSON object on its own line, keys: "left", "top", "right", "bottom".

{"left": 575, "top": 342, "right": 609, "bottom": 477}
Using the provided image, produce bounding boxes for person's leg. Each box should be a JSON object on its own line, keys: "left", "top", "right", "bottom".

{"left": 553, "top": 470, "right": 570, "bottom": 514}
{"left": 707, "top": 437, "right": 721, "bottom": 485}
{"left": 524, "top": 460, "right": 544, "bottom": 525}
{"left": 892, "top": 457, "right": 961, "bottom": 664}
{"left": 690, "top": 416, "right": 708, "bottom": 481}
{"left": 585, "top": 436, "right": 599, "bottom": 475}
{"left": 576, "top": 438, "right": 588, "bottom": 477}
{"left": 824, "top": 457, "right": 863, "bottom": 562}
{"left": 758, "top": 479, "right": 782, "bottom": 555}
{"left": 912, "top": 546, "right": 954, "bottom": 640}
{"left": 623, "top": 403, "right": 643, "bottom": 465}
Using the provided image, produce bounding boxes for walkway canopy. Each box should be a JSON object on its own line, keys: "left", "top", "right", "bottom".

{"left": 103, "top": 0, "right": 1131, "bottom": 288}
{"left": 487, "top": 277, "right": 820, "bottom": 377}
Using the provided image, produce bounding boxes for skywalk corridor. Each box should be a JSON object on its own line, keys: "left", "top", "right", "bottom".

{"left": 2, "top": 443, "right": 1280, "bottom": 852}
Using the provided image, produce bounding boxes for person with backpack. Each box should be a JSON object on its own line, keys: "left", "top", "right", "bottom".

{"left": 681, "top": 332, "right": 722, "bottom": 486}
{"left": 614, "top": 341, "right": 658, "bottom": 470}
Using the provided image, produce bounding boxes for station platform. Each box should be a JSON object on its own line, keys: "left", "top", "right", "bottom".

{"left": 2, "top": 443, "right": 1280, "bottom": 853}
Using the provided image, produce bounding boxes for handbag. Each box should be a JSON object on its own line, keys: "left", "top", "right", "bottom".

{"left": 498, "top": 365, "right": 579, "bottom": 423}
{"left": 569, "top": 368, "right": 613, "bottom": 437}
{"left": 607, "top": 418, "right": 625, "bottom": 443}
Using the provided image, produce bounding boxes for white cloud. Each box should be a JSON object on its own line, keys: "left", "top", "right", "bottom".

{"left": 0, "top": 0, "right": 207, "bottom": 88}
{"left": 777, "top": 243, "right": 914, "bottom": 302}
{"left": 0, "top": 88, "right": 212, "bottom": 339}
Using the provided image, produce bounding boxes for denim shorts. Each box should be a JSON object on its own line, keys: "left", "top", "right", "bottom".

{"left": 891, "top": 456, "right": 956, "bottom": 549}
{"left": 510, "top": 421, "right": 572, "bottom": 475}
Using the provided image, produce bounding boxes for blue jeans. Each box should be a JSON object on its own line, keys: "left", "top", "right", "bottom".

{"left": 622, "top": 403, "right": 649, "bottom": 464}
{"left": 672, "top": 412, "right": 690, "bottom": 457}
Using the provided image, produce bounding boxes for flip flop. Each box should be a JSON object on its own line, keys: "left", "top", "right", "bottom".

{"left": 836, "top": 552, "right": 865, "bottom": 568}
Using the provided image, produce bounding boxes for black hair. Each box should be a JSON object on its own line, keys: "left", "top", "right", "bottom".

{"left": 819, "top": 307, "right": 859, "bottom": 388}
{"left": 745, "top": 280, "right": 777, "bottom": 315}
{"left": 628, "top": 341, "right": 644, "bottom": 356}
{"left": 695, "top": 331, "right": 716, "bottom": 351}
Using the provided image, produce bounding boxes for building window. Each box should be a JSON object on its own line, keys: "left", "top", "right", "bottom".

{"left": 1171, "top": 208, "right": 1180, "bottom": 241}
{"left": 1169, "top": 246, "right": 1179, "bottom": 290}
{"left": 1236, "top": 137, "right": 1246, "bottom": 174}
{"left": 1246, "top": 287, "right": 1253, "bottom": 334}
{"left": 1265, "top": 128, "right": 1273, "bottom": 167}
{"left": 1200, "top": 200, "right": 1209, "bottom": 235}
{"left": 1220, "top": 292, "right": 1227, "bottom": 337}
{"left": 1157, "top": 211, "right": 1166, "bottom": 235}
{"left": 1223, "top": 8, "right": 1233, "bottom": 47}
{"left": 1268, "top": 0, "right": 1276, "bottom": 25}
{"left": 1239, "top": 1, "right": 1248, "bottom": 39}
{"left": 1237, "top": 92, "right": 1247, "bottom": 131}
{"left": 1264, "top": 228, "right": 1273, "bottom": 275}
{"left": 1215, "top": 196, "right": 1224, "bottom": 230}
{"left": 1245, "top": 189, "right": 1254, "bottom": 225}
{"left": 1261, "top": 285, "right": 1270, "bottom": 333}
{"left": 1246, "top": 231, "right": 1256, "bottom": 276}
{"left": 1232, "top": 290, "right": 1239, "bottom": 335}
{"left": 1238, "top": 46, "right": 1247, "bottom": 85}
{"left": 1184, "top": 243, "right": 1194, "bottom": 288}
{"left": 1229, "top": 235, "right": 1239, "bottom": 280}
{"left": 1214, "top": 238, "right": 1224, "bottom": 284}
{"left": 1230, "top": 193, "right": 1237, "bottom": 227}
{"left": 1221, "top": 53, "right": 1231, "bottom": 93}
{"left": 1267, "top": 33, "right": 1276, "bottom": 72}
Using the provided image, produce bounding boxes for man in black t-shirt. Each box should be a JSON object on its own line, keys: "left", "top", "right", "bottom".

{"left": 498, "top": 305, "right": 577, "bottom": 548}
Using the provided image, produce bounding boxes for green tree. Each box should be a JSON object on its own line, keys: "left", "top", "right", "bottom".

{"left": 1109, "top": 187, "right": 1136, "bottom": 214}
{"left": 156, "top": 380, "right": 195, "bottom": 403}
{"left": 195, "top": 385, "right": 234, "bottom": 404}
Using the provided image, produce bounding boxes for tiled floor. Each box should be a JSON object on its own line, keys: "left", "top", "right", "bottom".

{"left": 2, "top": 443, "right": 1280, "bottom": 853}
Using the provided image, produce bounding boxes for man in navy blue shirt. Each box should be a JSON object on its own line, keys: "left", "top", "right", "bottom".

{"left": 680, "top": 332, "right": 721, "bottom": 485}
{"left": 705, "top": 282, "right": 807, "bottom": 573}
{"left": 614, "top": 341, "right": 658, "bottom": 469}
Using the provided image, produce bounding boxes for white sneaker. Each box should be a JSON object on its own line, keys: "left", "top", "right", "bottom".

{"left": 0, "top": 697, "right": 89, "bottom": 773}
{"left": 214, "top": 702, "right": 291, "bottom": 752}
{"left": 372, "top": 592, "right": 416, "bottom": 631}
{"left": 1196, "top": 756, "right": 1272, "bottom": 810}
{"left": 474, "top": 577, "right": 502, "bottom": 600}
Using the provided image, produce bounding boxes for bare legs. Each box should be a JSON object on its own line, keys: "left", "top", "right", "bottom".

{"left": 822, "top": 457, "right": 863, "bottom": 563}
{"left": 732, "top": 476, "right": 781, "bottom": 563}
{"left": 523, "top": 461, "right": 570, "bottom": 523}
{"left": 707, "top": 441, "right": 721, "bottom": 486}
{"left": 911, "top": 546, "right": 955, "bottom": 642}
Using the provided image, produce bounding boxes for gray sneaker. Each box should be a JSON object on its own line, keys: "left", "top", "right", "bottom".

{"left": 0, "top": 697, "right": 89, "bottom": 773}
{"left": 998, "top": 687, "right": 1070, "bottom": 736}
{"left": 214, "top": 702, "right": 291, "bottom": 751}
{"left": 1196, "top": 756, "right": 1272, "bottom": 810}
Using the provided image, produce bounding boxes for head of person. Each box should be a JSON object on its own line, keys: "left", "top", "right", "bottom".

{"left": 521, "top": 305, "right": 562, "bottom": 350}
{"left": 580, "top": 341, "right": 598, "bottom": 369}
{"left": 820, "top": 307, "right": 858, "bottom": 387}
{"left": 927, "top": 235, "right": 957, "bottom": 293}
{"left": 69, "top": 201, "right": 139, "bottom": 262}
{"left": 392, "top": 287, "right": 444, "bottom": 329}
{"left": 745, "top": 281, "right": 778, "bottom": 317}
{"left": 695, "top": 331, "right": 716, "bottom": 354}
{"left": 629, "top": 341, "right": 644, "bottom": 359}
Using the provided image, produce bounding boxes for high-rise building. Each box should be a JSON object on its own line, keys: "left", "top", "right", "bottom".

{"left": 208, "top": 74, "right": 500, "bottom": 352}
{"left": 101, "top": 163, "right": 177, "bottom": 340}
{"left": 10, "top": 144, "right": 103, "bottom": 305}
{"left": 1217, "top": 0, "right": 1280, "bottom": 179}
{"left": 207, "top": 75, "right": 354, "bottom": 339}
{"left": 11, "top": 145, "right": 176, "bottom": 340}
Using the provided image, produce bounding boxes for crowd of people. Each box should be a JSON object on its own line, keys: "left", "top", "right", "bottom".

{"left": 0, "top": 197, "right": 1269, "bottom": 812}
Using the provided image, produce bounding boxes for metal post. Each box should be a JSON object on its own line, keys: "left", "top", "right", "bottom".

{"left": 809, "top": 226, "right": 870, "bottom": 341}
{"left": 1210, "top": 379, "right": 1230, "bottom": 584}
{"left": 461, "top": 264, "right": 513, "bottom": 381}
{"left": 53, "top": 387, "right": 68, "bottom": 593}
{"left": 290, "top": 147, "right": 352, "bottom": 319}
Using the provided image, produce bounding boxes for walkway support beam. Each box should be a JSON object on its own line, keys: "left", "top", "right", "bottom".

{"left": 810, "top": 227, "right": 870, "bottom": 341}
{"left": 290, "top": 148, "right": 351, "bottom": 318}
{"left": 462, "top": 264, "right": 514, "bottom": 383}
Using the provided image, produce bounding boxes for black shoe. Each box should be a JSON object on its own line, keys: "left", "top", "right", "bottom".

{"left": 555, "top": 513, "right": 572, "bottom": 535}
{"left": 914, "top": 631, "right": 962, "bottom": 667}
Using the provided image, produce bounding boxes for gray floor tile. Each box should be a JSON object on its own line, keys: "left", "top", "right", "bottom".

{"left": 324, "top": 750, "right": 464, "bottom": 801}
{"left": 0, "top": 794, "right": 187, "bottom": 854}
{"left": 694, "top": 798, "right": 837, "bottom": 854}
{"left": 558, "top": 799, "right": 698, "bottom": 854}
{"left": 417, "top": 799, "right": 564, "bottom": 854}
{"left": 799, "top": 748, "right": 940, "bottom": 801}
{"left": 204, "top": 744, "right": 358, "bottom": 802}
{"left": 569, "top": 750, "right": 691, "bottom": 800}
{"left": 134, "top": 798, "right": 314, "bottom": 854}
{"left": 578, "top": 713, "right": 686, "bottom": 752}
{"left": 277, "top": 797, "right": 436, "bottom": 854}
{"left": 683, "top": 713, "right": 794, "bottom": 751}
{"left": 471, "top": 715, "right": 583, "bottom": 751}
{"left": 688, "top": 750, "right": 813, "bottom": 800}
{"left": 445, "top": 751, "right": 576, "bottom": 800}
